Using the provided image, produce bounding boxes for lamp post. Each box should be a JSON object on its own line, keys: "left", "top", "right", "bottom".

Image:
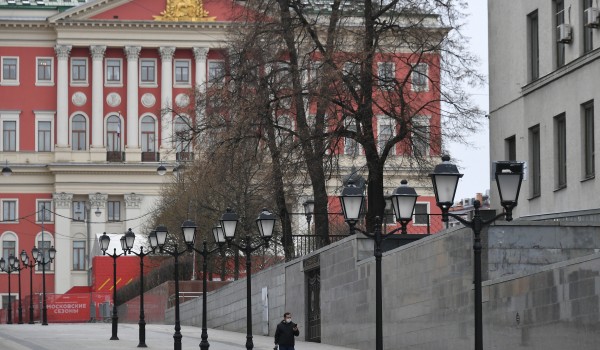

{"left": 122, "top": 228, "right": 155, "bottom": 348}
{"left": 181, "top": 219, "right": 226, "bottom": 350}
{"left": 148, "top": 225, "right": 190, "bottom": 350}
{"left": 0, "top": 255, "right": 17, "bottom": 324}
{"left": 429, "top": 156, "right": 524, "bottom": 350}
{"left": 32, "top": 244, "right": 56, "bottom": 326}
{"left": 220, "top": 208, "right": 275, "bottom": 350}
{"left": 20, "top": 250, "right": 37, "bottom": 324}
{"left": 13, "top": 258, "right": 24, "bottom": 324}
{"left": 339, "top": 179, "right": 418, "bottom": 350}
{"left": 99, "top": 232, "right": 128, "bottom": 340}
{"left": 302, "top": 199, "right": 315, "bottom": 232}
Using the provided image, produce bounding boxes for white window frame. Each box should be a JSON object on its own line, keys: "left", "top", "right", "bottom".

{"left": 276, "top": 115, "right": 295, "bottom": 146}
{"left": 412, "top": 202, "right": 430, "bottom": 226}
{"left": 411, "top": 63, "right": 429, "bottom": 92}
{"left": 377, "top": 61, "right": 395, "bottom": 90}
{"left": 208, "top": 60, "right": 226, "bottom": 85}
{"left": 72, "top": 201, "right": 86, "bottom": 222}
{"left": 35, "top": 232, "right": 55, "bottom": 272}
{"left": 139, "top": 58, "right": 157, "bottom": 87}
{"left": 412, "top": 116, "right": 431, "bottom": 157}
{"left": 35, "top": 57, "right": 54, "bottom": 86}
{"left": 36, "top": 199, "right": 53, "bottom": 223}
{"left": 173, "top": 59, "right": 192, "bottom": 87}
{"left": 35, "top": 111, "right": 55, "bottom": 152}
{"left": 104, "top": 58, "right": 123, "bottom": 86}
{"left": 377, "top": 115, "right": 396, "bottom": 155}
{"left": 1, "top": 232, "right": 18, "bottom": 264}
{"left": 1, "top": 199, "right": 18, "bottom": 223}
{"left": 70, "top": 112, "right": 89, "bottom": 151}
{"left": 105, "top": 113, "right": 124, "bottom": 152}
{"left": 1, "top": 56, "right": 19, "bottom": 86}
{"left": 139, "top": 114, "right": 157, "bottom": 153}
{"left": 70, "top": 57, "right": 89, "bottom": 86}
{"left": 0, "top": 111, "right": 20, "bottom": 152}
{"left": 72, "top": 235, "right": 86, "bottom": 271}
{"left": 344, "top": 118, "right": 362, "bottom": 156}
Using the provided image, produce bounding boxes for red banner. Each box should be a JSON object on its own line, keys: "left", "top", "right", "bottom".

{"left": 46, "top": 294, "right": 91, "bottom": 323}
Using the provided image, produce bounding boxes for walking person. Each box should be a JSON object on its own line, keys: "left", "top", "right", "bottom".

{"left": 274, "top": 312, "right": 300, "bottom": 350}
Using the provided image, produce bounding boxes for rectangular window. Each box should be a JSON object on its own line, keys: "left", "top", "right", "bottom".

{"left": 413, "top": 203, "right": 429, "bottom": 225}
{"left": 37, "top": 201, "right": 52, "bottom": 222}
{"left": 583, "top": 101, "right": 595, "bottom": 178}
{"left": 2, "top": 296, "right": 16, "bottom": 310}
{"left": 343, "top": 61, "right": 361, "bottom": 89}
{"left": 72, "top": 201, "right": 86, "bottom": 222}
{"left": 3, "top": 120, "right": 16, "bottom": 152}
{"left": 36, "top": 240, "right": 53, "bottom": 271}
{"left": 378, "top": 62, "right": 395, "bottom": 90}
{"left": 3, "top": 200, "right": 17, "bottom": 222}
{"left": 344, "top": 120, "right": 360, "bottom": 156}
{"left": 555, "top": 1, "right": 565, "bottom": 68}
{"left": 108, "top": 201, "right": 121, "bottom": 222}
{"left": 106, "top": 59, "right": 121, "bottom": 83}
{"left": 1, "top": 57, "right": 18, "bottom": 83}
{"left": 208, "top": 61, "right": 225, "bottom": 84}
{"left": 384, "top": 198, "right": 395, "bottom": 224}
{"left": 554, "top": 114, "right": 567, "bottom": 188}
{"left": 583, "top": 0, "right": 594, "bottom": 53}
{"left": 411, "top": 63, "right": 429, "bottom": 91}
{"left": 528, "top": 10, "right": 539, "bottom": 81}
{"left": 378, "top": 116, "right": 395, "bottom": 154}
{"left": 412, "top": 118, "right": 430, "bottom": 157}
{"left": 36, "top": 57, "right": 53, "bottom": 84}
{"left": 140, "top": 59, "right": 156, "bottom": 84}
{"left": 529, "top": 124, "right": 541, "bottom": 197}
{"left": 174, "top": 60, "right": 190, "bottom": 85}
{"left": 71, "top": 58, "right": 87, "bottom": 83}
{"left": 505, "top": 135, "right": 517, "bottom": 161}
{"left": 38, "top": 121, "right": 52, "bottom": 152}
{"left": 2, "top": 240, "right": 15, "bottom": 261}
{"left": 73, "top": 241, "right": 86, "bottom": 271}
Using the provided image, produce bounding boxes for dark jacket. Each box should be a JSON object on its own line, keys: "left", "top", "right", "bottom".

{"left": 274, "top": 320, "right": 299, "bottom": 346}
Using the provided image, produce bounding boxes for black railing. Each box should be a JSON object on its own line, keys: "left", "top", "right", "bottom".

{"left": 107, "top": 151, "right": 125, "bottom": 162}
{"left": 142, "top": 152, "right": 160, "bottom": 162}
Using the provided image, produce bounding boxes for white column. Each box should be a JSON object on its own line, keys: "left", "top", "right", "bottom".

{"left": 54, "top": 45, "right": 72, "bottom": 149}
{"left": 193, "top": 47, "right": 209, "bottom": 91}
{"left": 88, "top": 192, "right": 108, "bottom": 254}
{"left": 52, "top": 192, "right": 73, "bottom": 294}
{"left": 159, "top": 47, "right": 175, "bottom": 159}
{"left": 124, "top": 193, "right": 143, "bottom": 232}
{"left": 90, "top": 45, "right": 106, "bottom": 149}
{"left": 124, "top": 46, "right": 141, "bottom": 149}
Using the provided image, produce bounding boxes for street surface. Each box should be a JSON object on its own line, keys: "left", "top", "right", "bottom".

{"left": 0, "top": 322, "right": 357, "bottom": 350}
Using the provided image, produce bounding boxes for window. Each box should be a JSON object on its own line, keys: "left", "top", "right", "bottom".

{"left": 140, "top": 59, "right": 156, "bottom": 85}
{"left": 208, "top": 61, "right": 226, "bottom": 84}
{"left": 36, "top": 239, "right": 53, "bottom": 271}
{"left": 413, "top": 203, "right": 429, "bottom": 225}
{"left": 343, "top": 61, "right": 361, "bottom": 89}
{"left": 105, "top": 59, "right": 122, "bottom": 84}
{"left": 528, "top": 10, "right": 539, "bottom": 81}
{"left": 384, "top": 197, "right": 395, "bottom": 224}
{"left": 411, "top": 63, "right": 429, "bottom": 91}
{"left": 37, "top": 200, "right": 52, "bottom": 222}
{"left": 2, "top": 200, "right": 17, "bottom": 222}
{"left": 141, "top": 116, "right": 156, "bottom": 153}
{"left": 3, "top": 120, "right": 16, "bottom": 151}
{"left": 505, "top": 135, "right": 516, "bottom": 161}
{"left": 412, "top": 118, "right": 430, "bottom": 157}
{"left": 555, "top": 1, "right": 565, "bottom": 68}
{"left": 1, "top": 233, "right": 16, "bottom": 260}
{"left": 583, "top": 0, "right": 594, "bottom": 53}
{"left": 72, "top": 201, "right": 86, "bottom": 222}
{"left": 1, "top": 57, "right": 18, "bottom": 84}
{"left": 529, "top": 124, "right": 541, "bottom": 197}
{"left": 106, "top": 115, "right": 121, "bottom": 152}
{"left": 73, "top": 240, "right": 86, "bottom": 271}
{"left": 174, "top": 60, "right": 190, "bottom": 85}
{"left": 554, "top": 114, "right": 567, "bottom": 189}
{"left": 71, "top": 58, "right": 87, "bottom": 84}
{"left": 275, "top": 115, "right": 294, "bottom": 146}
{"left": 344, "top": 119, "right": 361, "bottom": 156}
{"left": 71, "top": 114, "right": 87, "bottom": 151}
{"left": 36, "top": 57, "right": 53, "bottom": 85}
{"left": 37, "top": 121, "right": 52, "bottom": 152}
{"left": 377, "top": 116, "right": 395, "bottom": 154}
{"left": 308, "top": 61, "right": 323, "bottom": 86}
{"left": 583, "top": 101, "right": 595, "bottom": 178}
{"left": 107, "top": 201, "right": 121, "bottom": 222}
{"left": 378, "top": 62, "right": 395, "bottom": 90}
{"left": 174, "top": 116, "right": 191, "bottom": 153}
{"left": 2, "top": 296, "right": 16, "bottom": 310}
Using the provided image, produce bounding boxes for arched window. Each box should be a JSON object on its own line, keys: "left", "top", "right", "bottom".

{"left": 174, "top": 116, "right": 191, "bottom": 153}
{"left": 106, "top": 115, "right": 121, "bottom": 152}
{"left": 276, "top": 115, "right": 293, "bottom": 146}
{"left": 141, "top": 116, "right": 156, "bottom": 153}
{"left": 35, "top": 232, "right": 54, "bottom": 271}
{"left": 71, "top": 114, "right": 87, "bottom": 151}
{"left": 1, "top": 232, "right": 17, "bottom": 260}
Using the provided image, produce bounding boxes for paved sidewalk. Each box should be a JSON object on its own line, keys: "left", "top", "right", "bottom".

{"left": 0, "top": 322, "right": 358, "bottom": 350}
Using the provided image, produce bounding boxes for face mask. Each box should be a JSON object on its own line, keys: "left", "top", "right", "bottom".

{"left": 285, "top": 318, "right": 292, "bottom": 323}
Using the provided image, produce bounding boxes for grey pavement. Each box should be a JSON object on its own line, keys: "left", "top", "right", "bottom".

{"left": 0, "top": 322, "right": 357, "bottom": 350}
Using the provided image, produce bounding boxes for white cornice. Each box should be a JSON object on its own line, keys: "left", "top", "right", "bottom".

{"left": 48, "top": 0, "right": 127, "bottom": 23}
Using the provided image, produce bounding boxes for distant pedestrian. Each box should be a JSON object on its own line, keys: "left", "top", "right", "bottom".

{"left": 274, "top": 312, "right": 299, "bottom": 350}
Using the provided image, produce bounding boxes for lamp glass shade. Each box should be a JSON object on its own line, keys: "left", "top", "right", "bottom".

{"left": 429, "top": 156, "right": 463, "bottom": 209}
{"left": 120, "top": 235, "right": 126, "bottom": 251}
{"left": 13, "top": 259, "right": 19, "bottom": 269}
{"left": 157, "top": 164, "right": 167, "bottom": 176}
{"left": 181, "top": 220, "right": 198, "bottom": 245}
{"left": 8, "top": 254, "right": 15, "bottom": 266}
{"left": 148, "top": 231, "right": 158, "bottom": 249}
{"left": 391, "top": 180, "right": 418, "bottom": 221}
{"left": 125, "top": 229, "right": 136, "bottom": 250}
{"left": 256, "top": 208, "right": 276, "bottom": 238}
{"left": 155, "top": 225, "right": 168, "bottom": 247}
{"left": 95, "top": 208, "right": 101, "bottom": 217}
{"left": 0, "top": 257, "right": 5, "bottom": 271}
{"left": 32, "top": 247, "right": 40, "bottom": 261}
{"left": 99, "top": 233, "right": 110, "bottom": 252}
{"left": 303, "top": 200, "right": 315, "bottom": 216}
{"left": 220, "top": 208, "right": 239, "bottom": 239}
{"left": 212, "top": 225, "right": 225, "bottom": 244}
{"left": 2, "top": 165, "right": 12, "bottom": 177}
{"left": 494, "top": 161, "right": 524, "bottom": 205}
{"left": 48, "top": 246, "right": 56, "bottom": 260}
{"left": 339, "top": 180, "right": 365, "bottom": 222}
{"left": 20, "top": 249, "right": 27, "bottom": 263}
{"left": 24, "top": 256, "right": 29, "bottom": 266}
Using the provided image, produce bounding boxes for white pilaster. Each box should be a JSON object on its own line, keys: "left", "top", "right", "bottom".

{"left": 53, "top": 192, "right": 73, "bottom": 294}
{"left": 124, "top": 193, "right": 143, "bottom": 233}
{"left": 54, "top": 45, "right": 72, "bottom": 150}
{"left": 159, "top": 47, "right": 175, "bottom": 160}
{"left": 90, "top": 46, "right": 106, "bottom": 152}
{"left": 89, "top": 192, "right": 108, "bottom": 253}
{"left": 125, "top": 46, "right": 142, "bottom": 162}
{"left": 193, "top": 47, "right": 209, "bottom": 91}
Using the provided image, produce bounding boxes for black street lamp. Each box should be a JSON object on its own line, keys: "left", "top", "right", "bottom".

{"left": 429, "top": 156, "right": 524, "bottom": 350}
{"left": 181, "top": 219, "right": 226, "bottom": 350}
{"left": 122, "top": 228, "right": 155, "bottom": 348}
{"left": 31, "top": 245, "right": 56, "bottom": 326}
{"left": 13, "top": 258, "right": 25, "bottom": 324}
{"left": 148, "top": 224, "right": 189, "bottom": 350}
{"left": 339, "top": 179, "right": 418, "bottom": 350}
{"left": 99, "top": 232, "right": 128, "bottom": 340}
{"left": 220, "top": 208, "right": 275, "bottom": 350}
{"left": 0, "top": 255, "right": 17, "bottom": 324}
{"left": 302, "top": 199, "right": 315, "bottom": 231}
{"left": 20, "top": 250, "right": 37, "bottom": 324}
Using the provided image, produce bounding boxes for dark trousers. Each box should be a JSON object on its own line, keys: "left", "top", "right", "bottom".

{"left": 279, "top": 346, "right": 295, "bottom": 350}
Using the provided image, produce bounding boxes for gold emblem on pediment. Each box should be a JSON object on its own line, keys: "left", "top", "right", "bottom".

{"left": 154, "top": 0, "right": 216, "bottom": 22}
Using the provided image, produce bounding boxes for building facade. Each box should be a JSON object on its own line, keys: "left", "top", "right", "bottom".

{"left": 489, "top": 0, "right": 600, "bottom": 219}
